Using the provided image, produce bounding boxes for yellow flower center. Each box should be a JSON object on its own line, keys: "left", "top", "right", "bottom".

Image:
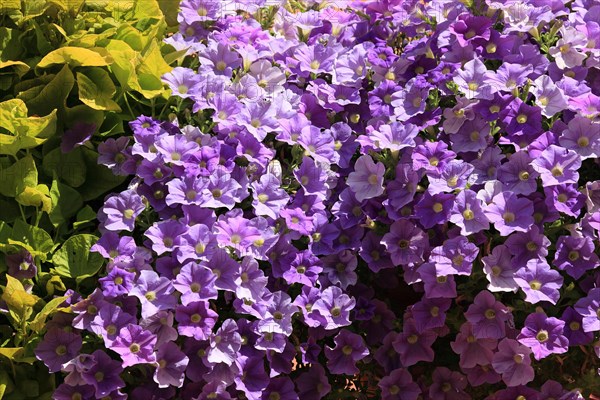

{"left": 433, "top": 202, "right": 444, "bottom": 213}
{"left": 529, "top": 280, "right": 542, "bottom": 290}
{"left": 536, "top": 330, "right": 549, "bottom": 342}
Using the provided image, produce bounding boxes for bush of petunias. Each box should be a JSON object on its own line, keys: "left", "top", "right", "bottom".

{"left": 26, "top": 0, "right": 600, "bottom": 399}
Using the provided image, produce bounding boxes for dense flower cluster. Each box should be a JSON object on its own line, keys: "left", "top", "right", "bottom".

{"left": 32, "top": 0, "right": 600, "bottom": 398}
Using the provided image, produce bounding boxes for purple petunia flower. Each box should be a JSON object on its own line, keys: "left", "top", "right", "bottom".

{"left": 464, "top": 290, "right": 511, "bottom": 340}
{"left": 382, "top": 219, "right": 429, "bottom": 266}
{"left": 449, "top": 189, "right": 490, "bottom": 236}
{"left": 34, "top": 328, "right": 82, "bottom": 373}
{"left": 574, "top": 288, "right": 600, "bottom": 333}
{"left": 514, "top": 258, "right": 563, "bottom": 305}
{"left": 99, "top": 190, "right": 145, "bottom": 232}
{"left": 325, "top": 329, "right": 369, "bottom": 375}
{"left": 531, "top": 144, "right": 582, "bottom": 186}
{"left": 484, "top": 191, "right": 534, "bottom": 235}
{"left": 491, "top": 338, "right": 535, "bottom": 387}
{"left": 153, "top": 341, "right": 189, "bottom": 388}
{"left": 517, "top": 312, "right": 569, "bottom": 360}
{"left": 111, "top": 323, "right": 157, "bottom": 367}
{"left": 175, "top": 300, "right": 218, "bottom": 341}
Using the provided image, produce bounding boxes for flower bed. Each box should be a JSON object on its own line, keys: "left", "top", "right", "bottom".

{"left": 3, "top": 0, "right": 600, "bottom": 399}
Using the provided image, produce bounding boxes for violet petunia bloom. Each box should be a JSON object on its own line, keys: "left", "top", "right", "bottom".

{"left": 5, "top": 249, "right": 37, "bottom": 280}
{"left": 497, "top": 150, "right": 539, "bottom": 196}
{"left": 81, "top": 350, "right": 125, "bottom": 398}
{"left": 144, "top": 219, "right": 188, "bottom": 255}
{"left": 173, "top": 262, "right": 218, "bottom": 305}
{"left": 574, "top": 288, "right": 600, "bottom": 333}
{"left": 450, "top": 322, "right": 497, "bottom": 369}
{"left": 34, "top": 327, "right": 82, "bottom": 373}
{"left": 454, "top": 58, "right": 493, "bottom": 100}
{"left": 411, "top": 297, "right": 451, "bottom": 333}
{"left": 153, "top": 341, "right": 189, "bottom": 388}
{"left": 553, "top": 235, "right": 599, "bottom": 279}
{"left": 491, "top": 338, "right": 535, "bottom": 387}
{"left": 514, "top": 258, "right": 563, "bottom": 305}
{"left": 346, "top": 155, "right": 385, "bottom": 202}
{"left": 129, "top": 270, "right": 177, "bottom": 319}
{"left": 414, "top": 192, "right": 454, "bottom": 228}
{"left": 207, "top": 319, "right": 242, "bottom": 366}
{"left": 175, "top": 300, "right": 218, "bottom": 341}
{"left": 61, "top": 122, "right": 95, "bottom": 153}
{"left": 250, "top": 173, "right": 289, "bottom": 220}
{"left": 378, "top": 368, "right": 421, "bottom": 400}
{"left": 531, "top": 144, "right": 582, "bottom": 186}
{"left": 481, "top": 244, "right": 519, "bottom": 292}
{"left": 449, "top": 189, "right": 490, "bottom": 236}
{"left": 484, "top": 191, "right": 534, "bottom": 235}
{"left": 517, "top": 312, "right": 569, "bottom": 360}
{"left": 368, "top": 122, "right": 419, "bottom": 152}
{"left": 485, "top": 63, "right": 532, "bottom": 94}
{"left": 99, "top": 267, "right": 135, "bottom": 297}
{"left": 111, "top": 323, "right": 157, "bottom": 367}
{"left": 428, "top": 160, "right": 474, "bottom": 194}
{"left": 531, "top": 75, "right": 568, "bottom": 117}
{"left": 428, "top": 367, "right": 470, "bottom": 400}
{"left": 325, "top": 329, "right": 369, "bottom": 375}
{"left": 559, "top": 115, "right": 600, "bottom": 160}
{"left": 312, "top": 286, "right": 356, "bottom": 330}
{"left": 464, "top": 290, "right": 511, "bottom": 340}
{"left": 412, "top": 141, "right": 456, "bottom": 175}
{"left": 89, "top": 303, "right": 136, "bottom": 346}
{"left": 561, "top": 307, "right": 594, "bottom": 346}
{"left": 431, "top": 236, "right": 479, "bottom": 276}
{"left": 100, "top": 190, "right": 145, "bottom": 232}
{"left": 392, "top": 319, "right": 436, "bottom": 367}
{"left": 382, "top": 219, "right": 429, "bottom": 266}
{"left": 296, "top": 364, "right": 331, "bottom": 400}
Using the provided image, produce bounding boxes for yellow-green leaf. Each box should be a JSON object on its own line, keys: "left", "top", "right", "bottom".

{"left": 16, "top": 184, "right": 52, "bottom": 212}
{"left": 0, "top": 99, "right": 57, "bottom": 155}
{"left": 106, "top": 40, "right": 141, "bottom": 92}
{"left": 0, "top": 61, "right": 29, "bottom": 77}
{"left": 1, "top": 276, "right": 39, "bottom": 317}
{"left": 37, "top": 47, "right": 112, "bottom": 69}
{"left": 76, "top": 68, "right": 121, "bottom": 111}
{"left": 0, "top": 155, "right": 37, "bottom": 198}
{"left": 0, "top": 348, "right": 23, "bottom": 361}
{"left": 28, "top": 295, "right": 68, "bottom": 333}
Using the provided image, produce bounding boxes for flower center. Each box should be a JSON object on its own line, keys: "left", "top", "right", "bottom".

{"left": 195, "top": 243, "right": 206, "bottom": 254}
{"left": 577, "top": 136, "right": 589, "bottom": 147}
{"left": 211, "top": 189, "right": 222, "bottom": 199}
{"left": 516, "top": 114, "right": 528, "bottom": 124}
{"left": 526, "top": 241, "right": 537, "bottom": 251}
{"left": 551, "top": 165, "right": 563, "bottom": 177}
{"left": 557, "top": 193, "right": 568, "bottom": 203}
{"left": 429, "top": 157, "right": 439, "bottom": 167}
{"left": 342, "top": 345, "right": 353, "bottom": 356}
{"left": 466, "top": 335, "right": 476, "bottom": 343}
{"left": 177, "top": 84, "right": 188, "bottom": 94}
{"left": 412, "top": 96, "right": 422, "bottom": 108}
{"left": 94, "top": 372, "right": 104, "bottom": 382}
{"left": 430, "top": 306, "right": 439, "bottom": 317}
{"left": 529, "top": 280, "right": 542, "bottom": 290}
{"left": 368, "top": 174, "right": 379, "bottom": 185}
{"left": 503, "top": 211, "right": 515, "bottom": 223}
{"left": 513, "top": 354, "right": 524, "bottom": 364}
{"left": 448, "top": 176, "right": 458, "bottom": 187}
{"left": 470, "top": 131, "right": 479, "bottom": 141}
{"left": 106, "top": 325, "right": 117, "bottom": 335}
{"left": 114, "top": 276, "right": 124, "bottom": 285}
{"left": 398, "top": 239, "right": 409, "bottom": 249}
{"left": 452, "top": 254, "right": 464, "bottom": 266}
{"left": 273, "top": 311, "right": 283, "bottom": 320}
{"left": 257, "top": 194, "right": 269, "bottom": 203}
{"left": 389, "top": 385, "right": 400, "bottom": 395}
{"left": 468, "top": 81, "right": 479, "bottom": 91}
{"left": 570, "top": 321, "right": 580, "bottom": 330}
{"left": 163, "top": 237, "right": 173, "bottom": 247}
{"left": 491, "top": 265, "right": 502, "bottom": 277}
{"left": 191, "top": 313, "right": 202, "bottom": 323}
{"left": 436, "top": 275, "right": 447, "bottom": 283}
{"left": 145, "top": 291, "right": 156, "bottom": 301}
{"left": 123, "top": 209, "right": 134, "bottom": 219}
{"left": 433, "top": 202, "right": 444, "bottom": 213}
{"left": 190, "top": 283, "right": 201, "bottom": 293}
{"left": 216, "top": 61, "right": 226, "bottom": 71}
{"left": 330, "top": 307, "right": 341, "bottom": 317}
{"left": 407, "top": 334, "right": 419, "bottom": 344}
{"left": 536, "top": 330, "right": 549, "bottom": 342}
{"left": 197, "top": 6, "right": 208, "bottom": 16}
{"left": 55, "top": 345, "right": 67, "bottom": 356}
{"left": 462, "top": 209, "right": 475, "bottom": 220}
{"left": 486, "top": 43, "right": 497, "bottom": 53}
{"left": 485, "top": 309, "right": 496, "bottom": 319}
{"left": 442, "top": 382, "right": 452, "bottom": 392}
{"left": 170, "top": 152, "right": 181, "bottom": 161}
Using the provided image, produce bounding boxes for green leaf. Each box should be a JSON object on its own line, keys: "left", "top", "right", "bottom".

{"left": 18, "top": 64, "right": 74, "bottom": 118}
{"left": 9, "top": 219, "right": 54, "bottom": 261}
{"left": 42, "top": 147, "right": 87, "bottom": 188}
{"left": 37, "top": 47, "right": 112, "bottom": 69}
{"left": 0, "top": 155, "right": 38, "bottom": 198}
{"left": 76, "top": 67, "right": 121, "bottom": 111}
{"left": 52, "top": 234, "right": 104, "bottom": 279}
{"left": 114, "top": 24, "right": 146, "bottom": 51}
{"left": 73, "top": 205, "right": 96, "bottom": 229}
{"left": 0, "top": 99, "right": 57, "bottom": 156}
{"left": 49, "top": 177, "right": 83, "bottom": 227}
{"left": 28, "top": 295, "right": 68, "bottom": 333}
{"left": 106, "top": 39, "right": 141, "bottom": 92}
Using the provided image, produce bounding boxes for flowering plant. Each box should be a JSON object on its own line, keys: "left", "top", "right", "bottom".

{"left": 21, "top": 0, "right": 600, "bottom": 399}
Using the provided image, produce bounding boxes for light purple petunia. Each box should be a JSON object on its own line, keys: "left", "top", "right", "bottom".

{"left": 514, "top": 258, "right": 563, "bottom": 305}
{"left": 517, "top": 312, "right": 569, "bottom": 360}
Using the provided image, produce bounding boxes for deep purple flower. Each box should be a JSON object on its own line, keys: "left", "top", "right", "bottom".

{"left": 325, "top": 329, "right": 369, "bottom": 375}
{"left": 175, "top": 300, "right": 218, "bottom": 341}
{"left": 491, "top": 339, "right": 535, "bottom": 387}
{"left": 35, "top": 328, "right": 82, "bottom": 373}
{"left": 382, "top": 219, "right": 429, "bottom": 265}
{"left": 464, "top": 290, "right": 511, "bottom": 340}
{"left": 574, "top": 288, "right": 600, "bottom": 332}
{"left": 81, "top": 350, "right": 125, "bottom": 398}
